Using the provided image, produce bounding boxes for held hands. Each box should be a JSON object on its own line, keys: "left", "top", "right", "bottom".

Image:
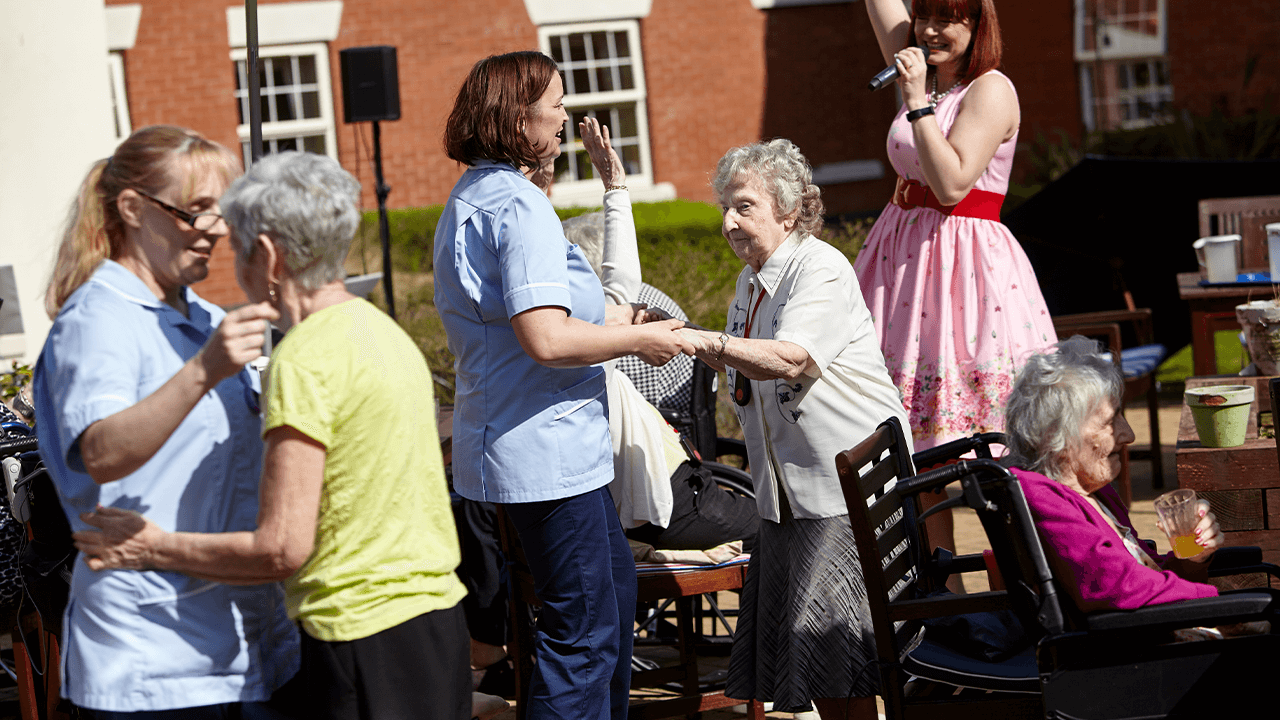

{"left": 196, "top": 302, "right": 279, "bottom": 387}
{"left": 580, "top": 117, "right": 625, "bottom": 189}
{"left": 74, "top": 506, "right": 163, "bottom": 571}
{"left": 894, "top": 46, "right": 930, "bottom": 110}
{"left": 633, "top": 318, "right": 691, "bottom": 366}
{"left": 676, "top": 328, "right": 719, "bottom": 357}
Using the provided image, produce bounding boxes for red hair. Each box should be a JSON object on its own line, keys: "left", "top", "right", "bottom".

{"left": 443, "top": 51, "right": 560, "bottom": 169}
{"left": 909, "top": 0, "right": 1003, "bottom": 85}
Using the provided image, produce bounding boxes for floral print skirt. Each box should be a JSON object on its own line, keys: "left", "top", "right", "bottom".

{"left": 854, "top": 204, "right": 1058, "bottom": 450}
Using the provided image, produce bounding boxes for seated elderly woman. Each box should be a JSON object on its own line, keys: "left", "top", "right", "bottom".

{"left": 1005, "top": 336, "right": 1222, "bottom": 612}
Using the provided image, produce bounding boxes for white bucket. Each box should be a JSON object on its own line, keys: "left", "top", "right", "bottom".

{"left": 1194, "top": 234, "right": 1241, "bottom": 283}
{"left": 1268, "top": 223, "right": 1280, "bottom": 279}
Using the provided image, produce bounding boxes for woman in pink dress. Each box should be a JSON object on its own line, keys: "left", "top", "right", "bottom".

{"left": 859, "top": 0, "right": 1057, "bottom": 566}
{"left": 858, "top": 0, "right": 1056, "bottom": 451}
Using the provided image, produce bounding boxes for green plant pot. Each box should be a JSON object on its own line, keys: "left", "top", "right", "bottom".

{"left": 1185, "top": 384, "right": 1255, "bottom": 448}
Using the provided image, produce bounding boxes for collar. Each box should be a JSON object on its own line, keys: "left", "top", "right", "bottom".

{"left": 751, "top": 230, "right": 805, "bottom": 298}
{"left": 90, "top": 259, "right": 209, "bottom": 329}
{"left": 472, "top": 159, "right": 522, "bottom": 174}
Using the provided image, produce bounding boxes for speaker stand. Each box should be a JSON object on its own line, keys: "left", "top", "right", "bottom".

{"left": 372, "top": 120, "right": 396, "bottom": 320}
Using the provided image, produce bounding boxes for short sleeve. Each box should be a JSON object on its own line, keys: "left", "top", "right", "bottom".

{"left": 773, "top": 260, "right": 856, "bottom": 375}
{"left": 38, "top": 304, "right": 143, "bottom": 472}
{"left": 264, "top": 355, "right": 333, "bottom": 449}
{"left": 494, "top": 188, "right": 575, "bottom": 318}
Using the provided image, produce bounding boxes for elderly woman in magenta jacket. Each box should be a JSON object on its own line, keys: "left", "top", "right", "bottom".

{"left": 1004, "top": 336, "right": 1221, "bottom": 612}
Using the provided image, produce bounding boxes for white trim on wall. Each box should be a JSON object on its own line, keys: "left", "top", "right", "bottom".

{"left": 524, "top": 0, "right": 652, "bottom": 25}
{"left": 750, "top": 0, "right": 853, "bottom": 8}
{"left": 104, "top": 4, "right": 142, "bottom": 51}
{"left": 226, "top": 1, "right": 344, "bottom": 48}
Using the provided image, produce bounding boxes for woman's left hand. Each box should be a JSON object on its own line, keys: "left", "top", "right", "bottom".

{"left": 580, "top": 117, "right": 625, "bottom": 189}
{"left": 74, "top": 506, "right": 163, "bottom": 571}
{"left": 894, "top": 46, "right": 930, "bottom": 110}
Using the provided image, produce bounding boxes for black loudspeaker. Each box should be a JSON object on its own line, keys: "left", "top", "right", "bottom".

{"left": 339, "top": 46, "right": 400, "bottom": 123}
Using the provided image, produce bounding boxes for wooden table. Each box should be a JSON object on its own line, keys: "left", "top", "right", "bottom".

{"left": 1176, "top": 271, "right": 1274, "bottom": 376}
{"left": 1176, "top": 375, "right": 1280, "bottom": 565}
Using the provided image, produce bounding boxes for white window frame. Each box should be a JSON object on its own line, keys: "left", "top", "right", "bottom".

{"left": 1074, "top": 0, "right": 1167, "bottom": 62}
{"left": 538, "top": 20, "right": 656, "bottom": 200}
{"left": 230, "top": 42, "right": 338, "bottom": 163}
{"left": 107, "top": 51, "right": 131, "bottom": 141}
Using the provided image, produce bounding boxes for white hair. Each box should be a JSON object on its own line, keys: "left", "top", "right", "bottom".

{"left": 221, "top": 151, "right": 361, "bottom": 291}
{"left": 1004, "top": 336, "right": 1124, "bottom": 479}
{"left": 710, "top": 139, "right": 824, "bottom": 236}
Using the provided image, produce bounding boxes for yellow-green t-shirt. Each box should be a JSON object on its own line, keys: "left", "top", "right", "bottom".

{"left": 264, "top": 297, "right": 466, "bottom": 642}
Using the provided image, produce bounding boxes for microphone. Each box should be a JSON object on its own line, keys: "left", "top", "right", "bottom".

{"left": 868, "top": 43, "right": 925, "bottom": 91}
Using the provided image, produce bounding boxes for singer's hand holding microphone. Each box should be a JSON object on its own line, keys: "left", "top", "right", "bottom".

{"left": 868, "top": 46, "right": 930, "bottom": 107}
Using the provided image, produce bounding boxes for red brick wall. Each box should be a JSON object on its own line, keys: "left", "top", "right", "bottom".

{"left": 1167, "top": 0, "right": 1280, "bottom": 117}
{"left": 108, "top": 0, "right": 1109, "bottom": 305}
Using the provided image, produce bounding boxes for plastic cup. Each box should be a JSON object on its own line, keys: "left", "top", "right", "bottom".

{"left": 1268, "top": 223, "right": 1280, "bottom": 279}
{"left": 1154, "top": 489, "right": 1202, "bottom": 559}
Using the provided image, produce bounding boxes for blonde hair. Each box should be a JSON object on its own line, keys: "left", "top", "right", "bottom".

{"left": 45, "top": 125, "right": 241, "bottom": 318}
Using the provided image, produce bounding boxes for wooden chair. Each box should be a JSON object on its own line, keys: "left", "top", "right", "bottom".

{"left": 498, "top": 507, "right": 765, "bottom": 720}
{"left": 1199, "top": 195, "right": 1280, "bottom": 270}
{"left": 1053, "top": 297, "right": 1166, "bottom": 502}
{"left": 836, "top": 418, "right": 1045, "bottom": 720}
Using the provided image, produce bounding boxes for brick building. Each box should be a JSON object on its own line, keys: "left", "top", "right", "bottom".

{"left": 97, "top": 0, "right": 1280, "bottom": 306}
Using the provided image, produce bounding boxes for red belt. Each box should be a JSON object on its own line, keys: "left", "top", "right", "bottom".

{"left": 892, "top": 176, "right": 1004, "bottom": 221}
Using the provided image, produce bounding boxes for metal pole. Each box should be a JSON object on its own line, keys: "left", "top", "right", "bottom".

{"left": 373, "top": 120, "right": 395, "bottom": 319}
{"left": 245, "top": 0, "right": 264, "bottom": 163}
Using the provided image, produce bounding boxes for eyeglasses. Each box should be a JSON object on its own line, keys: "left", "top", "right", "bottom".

{"left": 135, "top": 190, "right": 228, "bottom": 235}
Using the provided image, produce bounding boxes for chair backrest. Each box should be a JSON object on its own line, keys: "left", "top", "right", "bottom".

{"left": 835, "top": 417, "right": 927, "bottom": 669}
{"left": 1198, "top": 195, "right": 1280, "bottom": 269}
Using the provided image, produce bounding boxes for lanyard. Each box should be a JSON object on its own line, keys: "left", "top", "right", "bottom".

{"left": 733, "top": 286, "right": 768, "bottom": 406}
{"left": 743, "top": 286, "right": 767, "bottom": 339}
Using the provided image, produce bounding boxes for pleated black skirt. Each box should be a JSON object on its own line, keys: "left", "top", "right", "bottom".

{"left": 726, "top": 514, "right": 878, "bottom": 712}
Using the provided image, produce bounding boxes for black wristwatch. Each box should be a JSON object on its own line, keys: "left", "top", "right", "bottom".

{"left": 906, "top": 105, "right": 935, "bottom": 122}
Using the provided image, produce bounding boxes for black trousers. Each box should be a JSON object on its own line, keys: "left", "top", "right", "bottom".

{"left": 625, "top": 461, "right": 760, "bottom": 554}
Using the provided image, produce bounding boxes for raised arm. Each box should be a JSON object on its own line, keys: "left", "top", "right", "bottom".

{"left": 865, "top": 0, "right": 914, "bottom": 66}
{"left": 581, "top": 117, "right": 641, "bottom": 304}
{"left": 78, "top": 303, "right": 278, "bottom": 484}
{"left": 74, "top": 425, "right": 324, "bottom": 584}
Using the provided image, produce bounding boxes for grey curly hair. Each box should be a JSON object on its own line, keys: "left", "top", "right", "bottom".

{"left": 1003, "top": 335, "right": 1125, "bottom": 480}
{"left": 221, "top": 151, "right": 361, "bottom": 291}
{"left": 711, "top": 139, "right": 824, "bottom": 237}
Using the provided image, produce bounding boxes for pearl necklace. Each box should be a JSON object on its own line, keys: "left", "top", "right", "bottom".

{"left": 928, "top": 74, "right": 962, "bottom": 107}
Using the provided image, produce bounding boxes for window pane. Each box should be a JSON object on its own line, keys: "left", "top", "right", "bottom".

{"left": 299, "top": 55, "right": 317, "bottom": 84}
{"left": 1115, "top": 64, "right": 1129, "bottom": 90}
{"left": 1155, "top": 60, "right": 1169, "bottom": 85}
{"left": 621, "top": 144, "right": 641, "bottom": 176}
{"left": 618, "top": 64, "right": 634, "bottom": 91}
{"left": 277, "top": 137, "right": 298, "bottom": 152}
{"left": 595, "top": 67, "right": 614, "bottom": 93}
{"left": 234, "top": 61, "right": 245, "bottom": 91}
{"left": 617, "top": 106, "right": 638, "bottom": 137}
{"left": 303, "top": 135, "right": 326, "bottom": 154}
{"left": 303, "top": 91, "right": 321, "bottom": 119}
{"left": 568, "top": 33, "right": 587, "bottom": 63}
{"left": 572, "top": 68, "right": 591, "bottom": 94}
{"left": 553, "top": 153, "right": 570, "bottom": 182}
{"left": 571, "top": 108, "right": 591, "bottom": 128}
{"left": 575, "top": 149, "right": 593, "bottom": 180}
{"left": 259, "top": 94, "right": 271, "bottom": 122}
{"left": 274, "top": 92, "right": 297, "bottom": 122}
{"left": 589, "top": 32, "right": 609, "bottom": 61}
{"left": 271, "top": 58, "right": 294, "bottom": 87}
{"left": 1133, "top": 62, "right": 1150, "bottom": 87}
{"left": 613, "top": 31, "right": 629, "bottom": 58}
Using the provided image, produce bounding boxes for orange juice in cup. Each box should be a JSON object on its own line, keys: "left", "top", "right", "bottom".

{"left": 1154, "top": 489, "right": 1202, "bottom": 559}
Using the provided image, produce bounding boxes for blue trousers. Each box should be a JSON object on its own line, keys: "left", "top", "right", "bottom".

{"left": 504, "top": 485, "right": 637, "bottom": 720}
